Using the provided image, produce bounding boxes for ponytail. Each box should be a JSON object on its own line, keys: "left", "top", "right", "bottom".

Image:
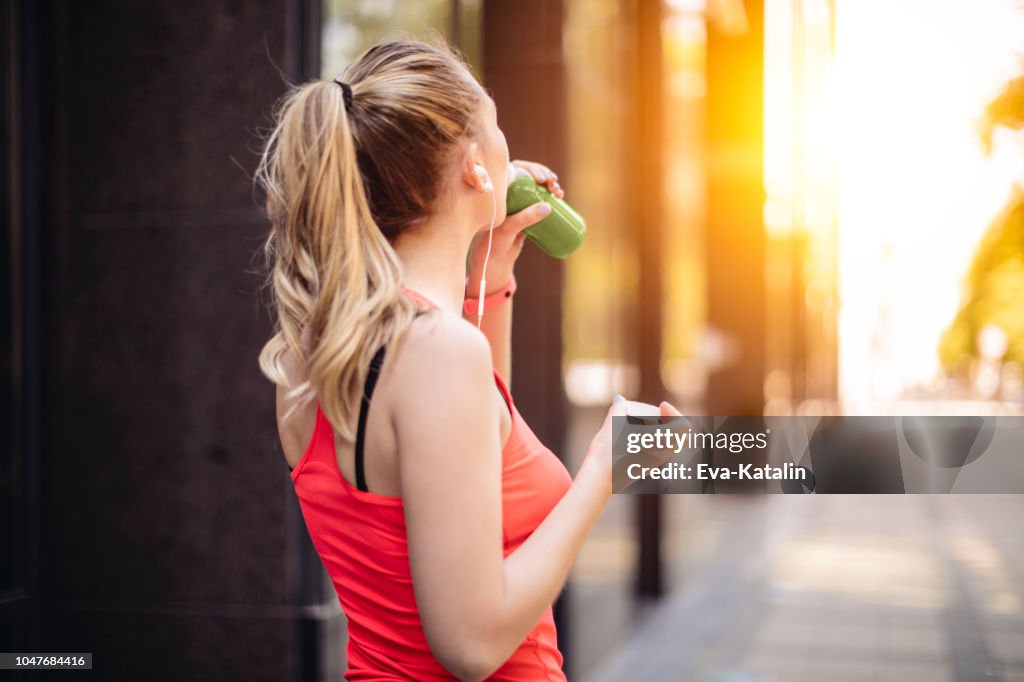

{"left": 256, "top": 39, "right": 481, "bottom": 440}
{"left": 257, "top": 81, "right": 416, "bottom": 440}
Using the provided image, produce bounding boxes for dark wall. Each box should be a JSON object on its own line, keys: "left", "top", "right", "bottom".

{"left": 2, "top": 0, "right": 38, "bottom": 661}
{"left": 6, "top": 1, "right": 336, "bottom": 680}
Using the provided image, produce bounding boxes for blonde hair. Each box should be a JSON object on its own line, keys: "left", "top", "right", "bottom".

{"left": 256, "top": 40, "right": 483, "bottom": 441}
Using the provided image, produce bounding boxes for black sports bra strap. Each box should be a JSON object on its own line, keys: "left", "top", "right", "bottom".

{"left": 353, "top": 308, "right": 429, "bottom": 492}
{"left": 354, "top": 345, "right": 387, "bottom": 492}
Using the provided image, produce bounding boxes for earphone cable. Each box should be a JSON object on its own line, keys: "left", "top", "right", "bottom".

{"left": 476, "top": 183, "right": 497, "bottom": 328}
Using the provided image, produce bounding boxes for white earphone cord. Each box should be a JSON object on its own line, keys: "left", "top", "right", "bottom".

{"left": 476, "top": 178, "right": 497, "bottom": 328}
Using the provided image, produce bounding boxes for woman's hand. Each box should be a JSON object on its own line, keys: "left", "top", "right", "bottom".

{"left": 465, "top": 160, "right": 563, "bottom": 296}
{"left": 582, "top": 398, "right": 684, "bottom": 489}
{"left": 511, "top": 159, "right": 564, "bottom": 199}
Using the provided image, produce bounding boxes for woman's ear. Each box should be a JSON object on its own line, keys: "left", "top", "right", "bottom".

{"left": 461, "top": 141, "right": 491, "bottom": 192}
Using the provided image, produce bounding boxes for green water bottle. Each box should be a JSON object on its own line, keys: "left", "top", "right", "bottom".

{"left": 506, "top": 172, "right": 586, "bottom": 259}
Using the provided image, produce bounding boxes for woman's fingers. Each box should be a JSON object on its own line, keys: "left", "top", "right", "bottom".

{"left": 512, "top": 159, "right": 557, "bottom": 182}
{"left": 511, "top": 159, "right": 564, "bottom": 198}
{"left": 501, "top": 201, "right": 551, "bottom": 236}
{"left": 659, "top": 400, "right": 683, "bottom": 417}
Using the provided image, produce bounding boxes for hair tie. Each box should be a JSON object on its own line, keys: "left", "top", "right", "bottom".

{"left": 333, "top": 79, "right": 354, "bottom": 109}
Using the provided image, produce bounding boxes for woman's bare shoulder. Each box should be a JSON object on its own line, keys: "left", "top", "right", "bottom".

{"left": 390, "top": 309, "right": 492, "bottom": 383}
{"left": 385, "top": 310, "right": 504, "bottom": 471}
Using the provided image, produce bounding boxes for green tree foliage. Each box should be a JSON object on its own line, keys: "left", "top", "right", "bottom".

{"left": 939, "top": 75, "right": 1024, "bottom": 373}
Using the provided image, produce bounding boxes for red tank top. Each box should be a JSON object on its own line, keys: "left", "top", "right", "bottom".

{"left": 289, "top": 289, "right": 573, "bottom": 680}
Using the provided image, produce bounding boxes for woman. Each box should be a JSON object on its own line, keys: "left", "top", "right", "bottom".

{"left": 257, "top": 40, "right": 678, "bottom": 681}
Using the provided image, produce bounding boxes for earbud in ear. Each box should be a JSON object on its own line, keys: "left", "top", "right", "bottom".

{"left": 475, "top": 164, "right": 493, "bottom": 191}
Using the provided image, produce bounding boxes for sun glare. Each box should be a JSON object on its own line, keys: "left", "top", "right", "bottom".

{"left": 767, "top": 0, "right": 1024, "bottom": 412}
{"left": 835, "top": 0, "right": 1024, "bottom": 411}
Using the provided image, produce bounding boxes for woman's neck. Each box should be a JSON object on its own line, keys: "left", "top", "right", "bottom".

{"left": 392, "top": 209, "right": 478, "bottom": 316}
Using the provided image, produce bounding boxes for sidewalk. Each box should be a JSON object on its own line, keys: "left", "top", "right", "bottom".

{"left": 570, "top": 494, "right": 1024, "bottom": 681}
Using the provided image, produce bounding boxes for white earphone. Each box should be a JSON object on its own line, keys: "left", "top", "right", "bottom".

{"left": 474, "top": 164, "right": 496, "bottom": 327}
{"left": 475, "top": 163, "right": 493, "bottom": 191}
